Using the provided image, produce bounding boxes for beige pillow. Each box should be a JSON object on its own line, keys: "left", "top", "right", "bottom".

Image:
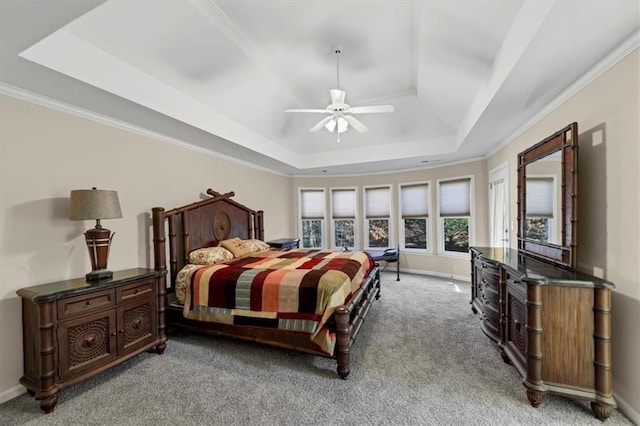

{"left": 243, "top": 239, "right": 271, "bottom": 253}
{"left": 189, "top": 246, "right": 234, "bottom": 265}
{"left": 219, "top": 237, "right": 253, "bottom": 257}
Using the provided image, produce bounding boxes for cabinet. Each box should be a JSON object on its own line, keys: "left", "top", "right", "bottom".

{"left": 469, "top": 247, "right": 616, "bottom": 420}
{"left": 266, "top": 238, "right": 300, "bottom": 249}
{"left": 17, "top": 268, "right": 167, "bottom": 413}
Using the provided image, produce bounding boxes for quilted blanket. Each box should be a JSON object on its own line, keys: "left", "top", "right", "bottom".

{"left": 177, "top": 249, "right": 374, "bottom": 355}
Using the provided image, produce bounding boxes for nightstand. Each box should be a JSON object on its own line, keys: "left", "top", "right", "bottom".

{"left": 17, "top": 268, "right": 167, "bottom": 413}
{"left": 266, "top": 238, "right": 300, "bottom": 249}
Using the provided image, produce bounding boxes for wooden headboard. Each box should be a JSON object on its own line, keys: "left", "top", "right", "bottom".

{"left": 152, "top": 189, "right": 264, "bottom": 290}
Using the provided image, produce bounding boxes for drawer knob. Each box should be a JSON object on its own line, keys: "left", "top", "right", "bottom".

{"left": 86, "top": 301, "right": 92, "bottom": 305}
{"left": 82, "top": 336, "right": 96, "bottom": 348}
{"left": 514, "top": 319, "right": 521, "bottom": 331}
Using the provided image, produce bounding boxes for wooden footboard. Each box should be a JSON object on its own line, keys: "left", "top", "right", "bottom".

{"left": 152, "top": 190, "right": 381, "bottom": 378}
{"left": 335, "top": 265, "right": 381, "bottom": 378}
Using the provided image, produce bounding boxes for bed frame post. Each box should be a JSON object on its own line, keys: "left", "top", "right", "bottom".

{"left": 255, "top": 210, "right": 264, "bottom": 240}
{"left": 335, "top": 305, "right": 351, "bottom": 379}
{"left": 151, "top": 207, "right": 168, "bottom": 352}
{"left": 152, "top": 208, "right": 166, "bottom": 272}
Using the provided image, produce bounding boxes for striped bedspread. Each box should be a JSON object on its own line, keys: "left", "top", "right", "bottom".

{"left": 177, "top": 249, "right": 374, "bottom": 355}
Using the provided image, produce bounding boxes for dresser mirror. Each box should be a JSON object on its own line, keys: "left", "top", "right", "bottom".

{"left": 517, "top": 122, "right": 578, "bottom": 269}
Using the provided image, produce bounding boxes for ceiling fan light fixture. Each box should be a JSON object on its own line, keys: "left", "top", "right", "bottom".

{"left": 336, "top": 116, "right": 349, "bottom": 133}
{"left": 324, "top": 119, "right": 337, "bottom": 133}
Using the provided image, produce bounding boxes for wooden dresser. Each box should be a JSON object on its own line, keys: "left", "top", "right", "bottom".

{"left": 17, "top": 268, "right": 167, "bottom": 413}
{"left": 470, "top": 247, "right": 616, "bottom": 420}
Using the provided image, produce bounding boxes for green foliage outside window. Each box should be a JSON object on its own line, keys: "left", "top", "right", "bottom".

{"left": 404, "top": 218, "right": 427, "bottom": 249}
{"left": 444, "top": 217, "right": 469, "bottom": 253}
{"left": 335, "top": 220, "right": 355, "bottom": 248}
{"left": 302, "top": 220, "right": 322, "bottom": 248}
{"left": 368, "top": 219, "right": 389, "bottom": 248}
{"left": 525, "top": 217, "right": 549, "bottom": 242}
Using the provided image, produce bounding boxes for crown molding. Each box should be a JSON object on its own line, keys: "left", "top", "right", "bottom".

{"left": 487, "top": 30, "right": 640, "bottom": 159}
{"left": 0, "top": 83, "right": 290, "bottom": 177}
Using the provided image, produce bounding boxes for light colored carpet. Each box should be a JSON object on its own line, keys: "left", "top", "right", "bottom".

{"left": 0, "top": 271, "right": 633, "bottom": 425}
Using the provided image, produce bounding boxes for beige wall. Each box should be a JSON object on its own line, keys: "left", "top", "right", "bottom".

{"left": 1, "top": 47, "right": 637, "bottom": 418}
{"left": 487, "top": 49, "right": 639, "bottom": 416}
{"left": 0, "top": 95, "right": 292, "bottom": 400}
{"left": 293, "top": 160, "right": 489, "bottom": 279}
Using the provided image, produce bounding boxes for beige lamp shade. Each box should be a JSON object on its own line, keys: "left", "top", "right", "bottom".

{"left": 69, "top": 188, "right": 122, "bottom": 221}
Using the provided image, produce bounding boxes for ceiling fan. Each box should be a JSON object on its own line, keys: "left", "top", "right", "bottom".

{"left": 285, "top": 49, "right": 394, "bottom": 142}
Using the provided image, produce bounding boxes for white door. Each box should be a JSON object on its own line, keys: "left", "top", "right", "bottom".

{"left": 489, "top": 163, "right": 509, "bottom": 248}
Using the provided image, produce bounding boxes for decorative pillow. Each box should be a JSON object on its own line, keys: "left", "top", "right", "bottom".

{"left": 189, "top": 246, "right": 234, "bottom": 265}
{"left": 243, "top": 239, "right": 271, "bottom": 253}
{"left": 219, "top": 237, "right": 253, "bottom": 257}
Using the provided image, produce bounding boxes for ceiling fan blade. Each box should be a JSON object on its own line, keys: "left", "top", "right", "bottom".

{"left": 329, "top": 89, "right": 345, "bottom": 105}
{"left": 348, "top": 105, "right": 395, "bottom": 114}
{"left": 344, "top": 115, "right": 369, "bottom": 132}
{"left": 309, "top": 116, "right": 334, "bottom": 132}
{"left": 285, "top": 109, "right": 329, "bottom": 113}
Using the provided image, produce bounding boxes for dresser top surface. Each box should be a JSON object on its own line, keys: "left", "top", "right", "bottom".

{"left": 17, "top": 268, "right": 159, "bottom": 302}
{"left": 471, "top": 247, "right": 614, "bottom": 289}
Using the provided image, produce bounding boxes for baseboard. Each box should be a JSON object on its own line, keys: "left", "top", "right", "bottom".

{"left": 0, "top": 384, "right": 26, "bottom": 404}
{"left": 395, "top": 267, "right": 470, "bottom": 283}
{"left": 614, "top": 392, "right": 640, "bottom": 425}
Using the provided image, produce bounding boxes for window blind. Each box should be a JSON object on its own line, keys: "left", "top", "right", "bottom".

{"left": 401, "top": 183, "right": 429, "bottom": 218}
{"left": 300, "top": 189, "right": 325, "bottom": 219}
{"left": 526, "top": 178, "right": 554, "bottom": 218}
{"left": 332, "top": 189, "right": 356, "bottom": 219}
{"left": 365, "top": 187, "right": 390, "bottom": 218}
{"left": 439, "top": 178, "right": 471, "bottom": 217}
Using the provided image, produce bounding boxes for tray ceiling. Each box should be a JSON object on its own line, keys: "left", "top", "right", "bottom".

{"left": 1, "top": 1, "right": 638, "bottom": 175}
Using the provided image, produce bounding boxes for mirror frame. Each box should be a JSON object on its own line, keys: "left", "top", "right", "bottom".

{"left": 517, "top": 122, "right": 578, "bottom": 270}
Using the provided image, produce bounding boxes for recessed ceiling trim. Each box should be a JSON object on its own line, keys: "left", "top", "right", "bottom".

{"left": 192, "top": 0, "right": 307, "bottom": 106}
{"left": 486, "top": 29, "right": 640, "bottom": 160}
{"left": 18, "top": 27, "right": 301, "bottom": 167}
{"left": 456, "top": 0, "right": 557, "bottom": 147}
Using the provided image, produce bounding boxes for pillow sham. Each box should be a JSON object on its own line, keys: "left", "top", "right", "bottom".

{"left": 219, "top": 237, "right": 253, "bottom": 257}
{"left": 243, "top": 239, "right": 271, "bottom": 253}
{"left": 189, "top": 246, "right": 234, "bottom": 265}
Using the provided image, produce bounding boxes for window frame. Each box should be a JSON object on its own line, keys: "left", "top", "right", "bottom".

{"left": 330, "top": 187, "right": 358, "bottom": 249}
{"left": 363, "top": 185, "right": 393, "bottom": 249}
{"left": 398, "top": 181, "right": 431, "bottom": 253}
{"left": 437, "top": 176, "right": 474, "bottom": 257}
{"left": 298, "top": 188, "right": 326, "bottom": 249}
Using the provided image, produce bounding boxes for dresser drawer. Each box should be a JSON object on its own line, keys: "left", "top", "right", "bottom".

{"left": 116, "top": 278, "right": 155, "bottom": 304}
{"left": 57, "top": 289, "right": 115, "bottom": 320}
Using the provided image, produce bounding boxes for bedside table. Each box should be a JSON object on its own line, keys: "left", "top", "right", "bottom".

{"left": 17, "top": 268, "right": 167, "bottom": 413}
{"left": 266, "top": 238, "right": 300, "bottom": 249}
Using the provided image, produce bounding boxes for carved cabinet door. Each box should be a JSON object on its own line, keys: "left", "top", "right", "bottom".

{"left": 117, "top": 297, "right": 157, "bottom": 357}
{"left": 57, "top": 310, "right": 118, "bottom": 380}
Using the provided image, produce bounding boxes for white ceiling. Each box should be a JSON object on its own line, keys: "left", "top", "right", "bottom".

{"left": 1, "top": 1, "right": 639, "bottom": 176}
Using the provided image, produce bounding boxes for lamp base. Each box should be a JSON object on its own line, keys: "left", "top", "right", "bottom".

{"left": 86, "top": 269, "right": 113, "bottom": 281}
{"left": 84, "top": 227, "right": 115, "bottom": 282}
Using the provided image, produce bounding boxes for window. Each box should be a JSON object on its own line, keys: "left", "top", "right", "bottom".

{"left": 299, "top": 189, "right": 325, "bottom": 248}
{"left": 438, "top": 178, "right": 472, "bottom": 254}
{"left": 400, "top": 183, "right": 429, "bottom": 250}
{"left": 331, "top": 188, "right": 357, "bottom": 249}
{"left": 525, "top": 177, "right": 555, "bottom": 243}
{"left": 364, "top": 186, "right": 391, "bottom": 248}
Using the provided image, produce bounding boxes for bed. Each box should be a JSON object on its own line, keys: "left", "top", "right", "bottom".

{"left": 151, "top": 189, "right": 381, "bottom": 378}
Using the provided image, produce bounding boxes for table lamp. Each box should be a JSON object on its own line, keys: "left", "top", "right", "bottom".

{"left": 69, "top": 187, "right": 123, "bottom": 281}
